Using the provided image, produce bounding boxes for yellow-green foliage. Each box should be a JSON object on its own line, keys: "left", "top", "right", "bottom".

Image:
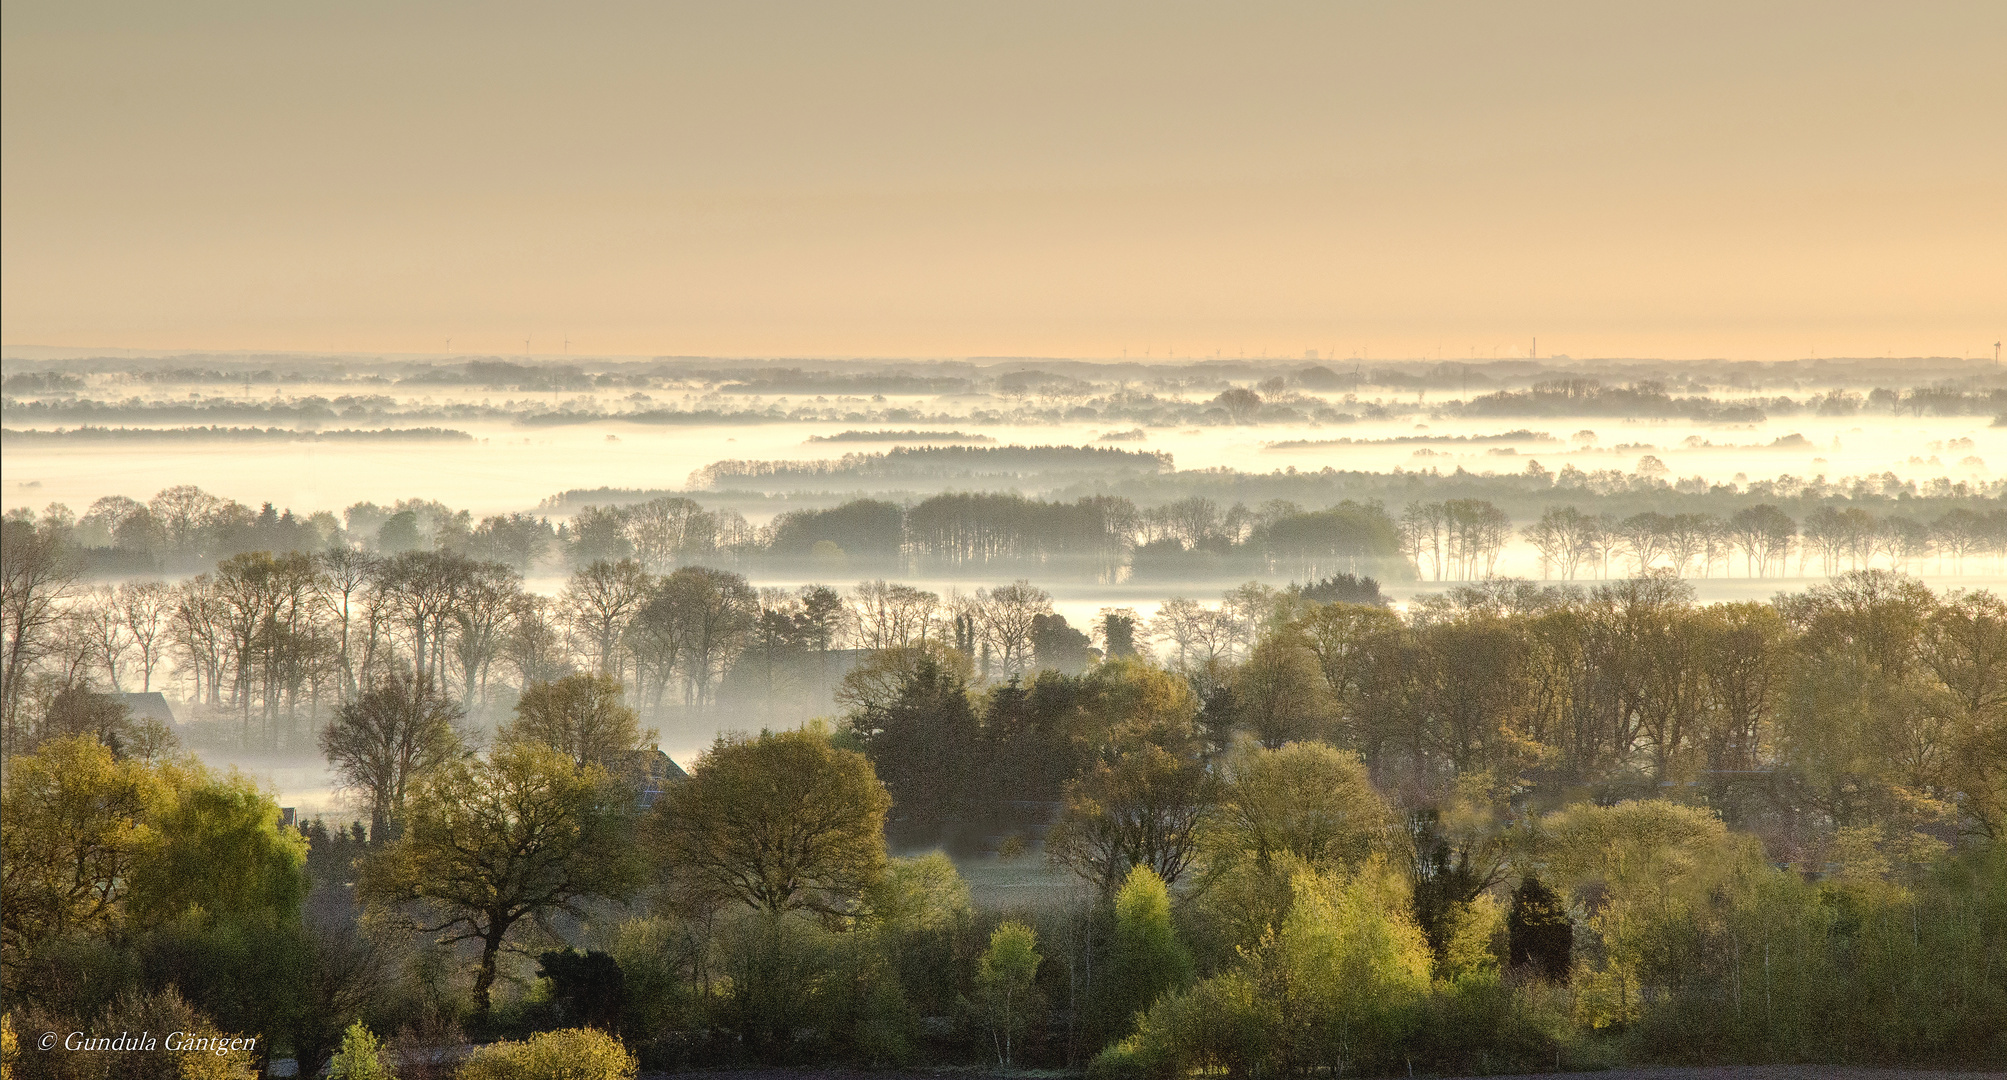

{"left": 8, "top": 988, "right": 259, "bottom": 1080}
{"left": 1094, "top": 969, "right": 1274, "bottom": 1079}
{"left": 1205, "top": 738, "right": 1389, "bottom": 872}
{"left": 456, "top": 1028, "right": 637, "bottom": 1080}
{"left": 1103, "top": 860, "right": 1430, "bottom": 1075}
{"left": 1, "top": 734, "right": 307, "bottom": 981}
{"left": 0, "top": 735, "right": 163, "bottom": 953}
{"left": 1539, "top": 798, "right": 1754, "bottom": 1025}
{"left": 974, "top": 921, "right": 1043, "bottom": 1066}
{"left": 1094, "top": 864, "right": 1193, "bottom": 1044}
{"left": 1621, "top": 846, "right": 2007, "bottom": 1064}
{"left": 1527, "top": 799, "right": 2007, "bottom": 1064}
{"left": 129, "top": 758, "right": 309, "bottom": 926}
{"left": 1437, "top": 893, "right": 1506, "bottom": 983}
{"left": 328, "top": 1021, "right": 391, "bottom": 1080}
{"left": 1272, "top": 861, "right": 1432, "bottom": 1068}
{"left": 865, "top": 852, "right": 971, "bottom": 932}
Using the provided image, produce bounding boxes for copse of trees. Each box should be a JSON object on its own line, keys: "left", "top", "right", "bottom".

{"left": 4, "top": 567, "right": 2006, "bottom": 1075}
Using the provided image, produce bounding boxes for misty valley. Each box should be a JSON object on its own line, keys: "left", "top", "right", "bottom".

{"left": 4, "top": 354, "right": 2005, "bottom": 1078}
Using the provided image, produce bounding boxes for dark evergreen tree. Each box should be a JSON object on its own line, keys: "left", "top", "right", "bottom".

{"left": 1507, "top": 875, "right": 1573, "bottom": 984}
{"left": 1031, "top": 612, "right": 1092, "bottom": 673}
{"left": 850, "top": 656, "right": 981, "bottom": 847}
{"left": 537, "top": 948, "right": 628, "bottom": 1034}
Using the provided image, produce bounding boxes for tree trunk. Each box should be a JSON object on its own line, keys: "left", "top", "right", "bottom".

{"left": 473, "top": 927, "right": 506, "bottom": 1020}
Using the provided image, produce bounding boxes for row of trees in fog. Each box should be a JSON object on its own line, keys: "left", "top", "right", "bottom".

{"left": 4, "top": 492, "right": 1388, "bottom": 753}
{"left": 1510, "top": 501, "right": 2006, "bottom": 580}
{"left": 21, "top": 482, "right": 2007, "bottom": 588}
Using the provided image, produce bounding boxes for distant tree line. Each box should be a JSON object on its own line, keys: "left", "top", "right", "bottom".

{"left": 13, "top": 478, "right": 2007, "bottom": 636}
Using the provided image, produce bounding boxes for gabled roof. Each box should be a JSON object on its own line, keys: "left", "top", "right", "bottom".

{"left": 634, "top": 747, "right": 689, "bottom": 810}
{"left": 119, "top": 692, "right": 178, "bottom": 726}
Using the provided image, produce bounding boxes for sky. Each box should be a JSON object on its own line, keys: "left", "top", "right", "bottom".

{"left": 3, "top": 1, "right": 2003, "bottom": 362}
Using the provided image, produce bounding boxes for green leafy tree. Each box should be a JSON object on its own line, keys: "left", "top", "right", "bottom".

{"left": 1107, "top": 863, "right": 1430, "bottom": 1075}
{"left": 1231, "top": 632, "right": 1339, "bottom": 748}
{"left": 128, "top": 761, "right": 308, "bottom": 927}
{"left": 974, "top": 921, "right": 1043, "bottom": 1067}
{"left": 500, "top": 672, "right": 653, "bottom": 774}
{"left": 1207, "top": 739, "right": 1389, "bottom": 871}
{"left": 1094, "top": 865, "right": 1192, "bottom": 1045}
{"left": 359, "top": 742, "right": 640, "bottom": 1019}
{"left": 654, "top": 727, "right": 891, "bottom": 917}
{"left": 1048, "top": 743, "right": 1219, "bottom": 894}
{"left": 0, "top": 735, "right": 160, "bottom": 977}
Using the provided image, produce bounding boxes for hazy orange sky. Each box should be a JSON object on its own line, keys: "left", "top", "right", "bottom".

{"left": 4, "top": 2, "right": 2003, "bottom": 362}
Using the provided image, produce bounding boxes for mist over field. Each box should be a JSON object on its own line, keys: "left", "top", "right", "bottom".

{"left": 7, "top": 350, "right": 2006, "bottom": 789}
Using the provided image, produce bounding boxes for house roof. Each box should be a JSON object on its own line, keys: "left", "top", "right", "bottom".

{"left": 634, "top": 747, "right": 688, "bottom": 810}
{"left": 119, "top": 692, "right": 178, "bottom": 726}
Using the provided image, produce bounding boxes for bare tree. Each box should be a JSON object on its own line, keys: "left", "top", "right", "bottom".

{"left": 1401, "top": 501, "right": 1450, "bottom": 581}
{"left": 116, "top": 581, "right": 173, "bottom": 692}
{"left": 148, "top": 484, "right": 226, "bottom": 557}
{"left": 77, "top": 587, "right": 131, "bottom": 691}
{"left": 315, "top": 547, "right": 378, "bottom": 701}
{"left": 971, "top": 580, "right": 1051, "bottom": 678}
{"left": 376, "top": 550, "right": 470, "bottom": 689}
{"left": 1148, "top": 597, "right": 1235, "bottom": 671}
{"left": 1444, "top": 499, "right": 1511, "bottom": 579}
{"left": 2, "top": 516, "right": 79, "bottom": 746}
{"left": 1523, "top": 507, "right": 1578, "bottom": 580}
{"left": 625, "top": 496, "right": 715, "bottom": 572}
{"left": 449, "top": 561, "right": 522, "bottom": 708}
{"left": 1221, "top": 581, "right": 1283, "bottom": 661}
{"left": 168, "top": 575, "right": 229, "bottom": 707}
{"left": 1615, "top": 512, "right": 1671, "bottom": 575}
{"left": 657, "top": 566, "right": 757, "bottom": 706}
{"left": 849, "top": 580, "right": 940, "bottom": 649}
{"left": 560, "top": 559, "right": 651, "bottom": 679}
{"left": 503, "top": 594, "right": 573, "bottom": 688}
{"left": 319, "top": 671, "right": 466, "bottom": 841}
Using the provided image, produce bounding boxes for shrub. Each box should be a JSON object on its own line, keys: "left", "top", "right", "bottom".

{"left": 328, "top": 1022, "right": 390, "bottom": 1080}
{"left": 455, "top": 1028, "right": 636, "bottom": 1080}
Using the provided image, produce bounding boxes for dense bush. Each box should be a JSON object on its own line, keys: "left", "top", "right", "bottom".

{"left": 455, "top": 1028, "right": 636, "bottom": 1080}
